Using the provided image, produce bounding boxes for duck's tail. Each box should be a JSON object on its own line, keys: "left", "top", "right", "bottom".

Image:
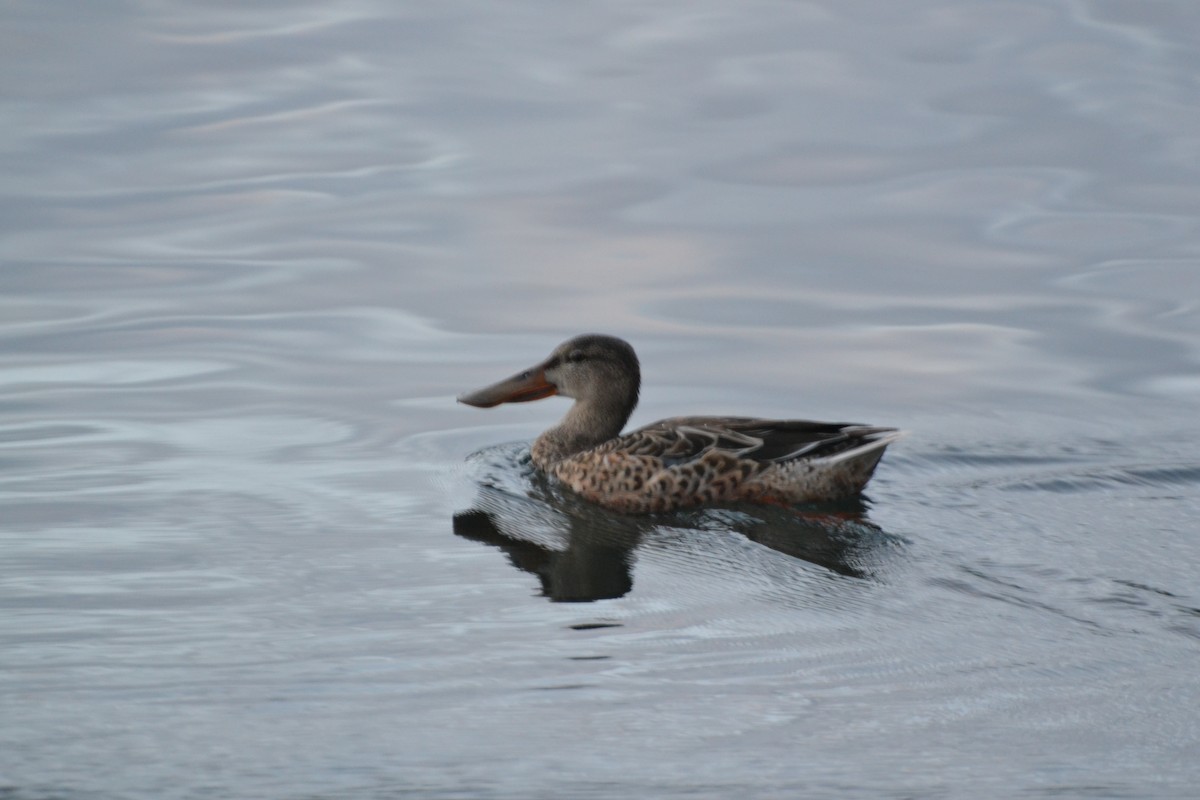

{"left": 815, "top": 426, "right": 906, "bottom": 467}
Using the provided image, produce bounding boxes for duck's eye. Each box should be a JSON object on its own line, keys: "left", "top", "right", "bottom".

{"left": 567, "top": 350, "right": 586, "bottom": 363}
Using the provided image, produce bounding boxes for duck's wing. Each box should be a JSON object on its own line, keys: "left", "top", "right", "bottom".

{"left": 624, "top": 416, "right": 900, "bottom": 465}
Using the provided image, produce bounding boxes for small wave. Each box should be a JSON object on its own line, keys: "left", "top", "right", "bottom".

{"left": 999, "top": 463, "right": 1200, "bottom": 493}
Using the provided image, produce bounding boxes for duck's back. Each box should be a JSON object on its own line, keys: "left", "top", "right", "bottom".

{"left": 550, "top": 416, "right": 901, "bottom": 513}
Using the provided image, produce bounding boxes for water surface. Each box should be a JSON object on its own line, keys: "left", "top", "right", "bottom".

{"left": 2, "top": 1, "right": 1199, "bottom": 798}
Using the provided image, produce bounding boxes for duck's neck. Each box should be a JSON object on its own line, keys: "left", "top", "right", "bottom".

{"left": 531, "top": 395, "right": 633, "bottom": 468}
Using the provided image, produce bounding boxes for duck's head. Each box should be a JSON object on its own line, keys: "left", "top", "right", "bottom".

{"left": 457, "top": 334, "right": 641, "bottom": 418}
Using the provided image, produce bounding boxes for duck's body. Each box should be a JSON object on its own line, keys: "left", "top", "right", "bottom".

{"left": 458, "top": 334, "right": 901, "bottom": 514}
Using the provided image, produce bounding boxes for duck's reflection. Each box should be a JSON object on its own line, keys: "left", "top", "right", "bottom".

{"left": 454, "top": 446, "right": 896, "bottom": 603}
{"left": 454, "top": 502, "right": 636, "bottom": 602}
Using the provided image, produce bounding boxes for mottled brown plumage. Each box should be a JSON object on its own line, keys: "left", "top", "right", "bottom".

{"left": 458, "top": 334, "right": 901, "bottom": 514}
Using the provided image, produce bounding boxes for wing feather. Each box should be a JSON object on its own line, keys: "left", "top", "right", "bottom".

{"left": 621, "top": 416, "right": 898, "bottom": 467}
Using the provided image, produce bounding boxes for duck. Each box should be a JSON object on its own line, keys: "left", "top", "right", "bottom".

{"left": 457, "top": 334, "right": 901, "bottom": 514}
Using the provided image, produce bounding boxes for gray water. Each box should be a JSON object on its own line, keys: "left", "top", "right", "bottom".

{"left": 3, "top": 1, "right": 1199, "bottom": 798}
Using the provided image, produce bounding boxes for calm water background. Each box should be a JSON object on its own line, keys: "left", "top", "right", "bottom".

{"left": 3, "top": 1, "right": 1199, "bottom": 798}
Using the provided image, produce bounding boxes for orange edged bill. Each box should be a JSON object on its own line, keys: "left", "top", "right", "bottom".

{"left": 457, "top": 365, "right": 557, "bottom": 408}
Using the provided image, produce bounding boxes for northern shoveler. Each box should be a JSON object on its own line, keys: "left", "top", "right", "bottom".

{"left": 457, "top": 334, "right": 901, "bottom": 514}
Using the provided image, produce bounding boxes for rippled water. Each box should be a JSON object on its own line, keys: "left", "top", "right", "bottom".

{"left": 3, "top": 1, "right": 1199, "bottom": 798}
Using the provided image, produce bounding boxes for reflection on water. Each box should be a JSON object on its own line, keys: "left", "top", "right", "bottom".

{"left": 455, "top": 504, "right": 637, "bottom": 602}
{"left": 453, "top": 443, "right": 900, "bottom": 602}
